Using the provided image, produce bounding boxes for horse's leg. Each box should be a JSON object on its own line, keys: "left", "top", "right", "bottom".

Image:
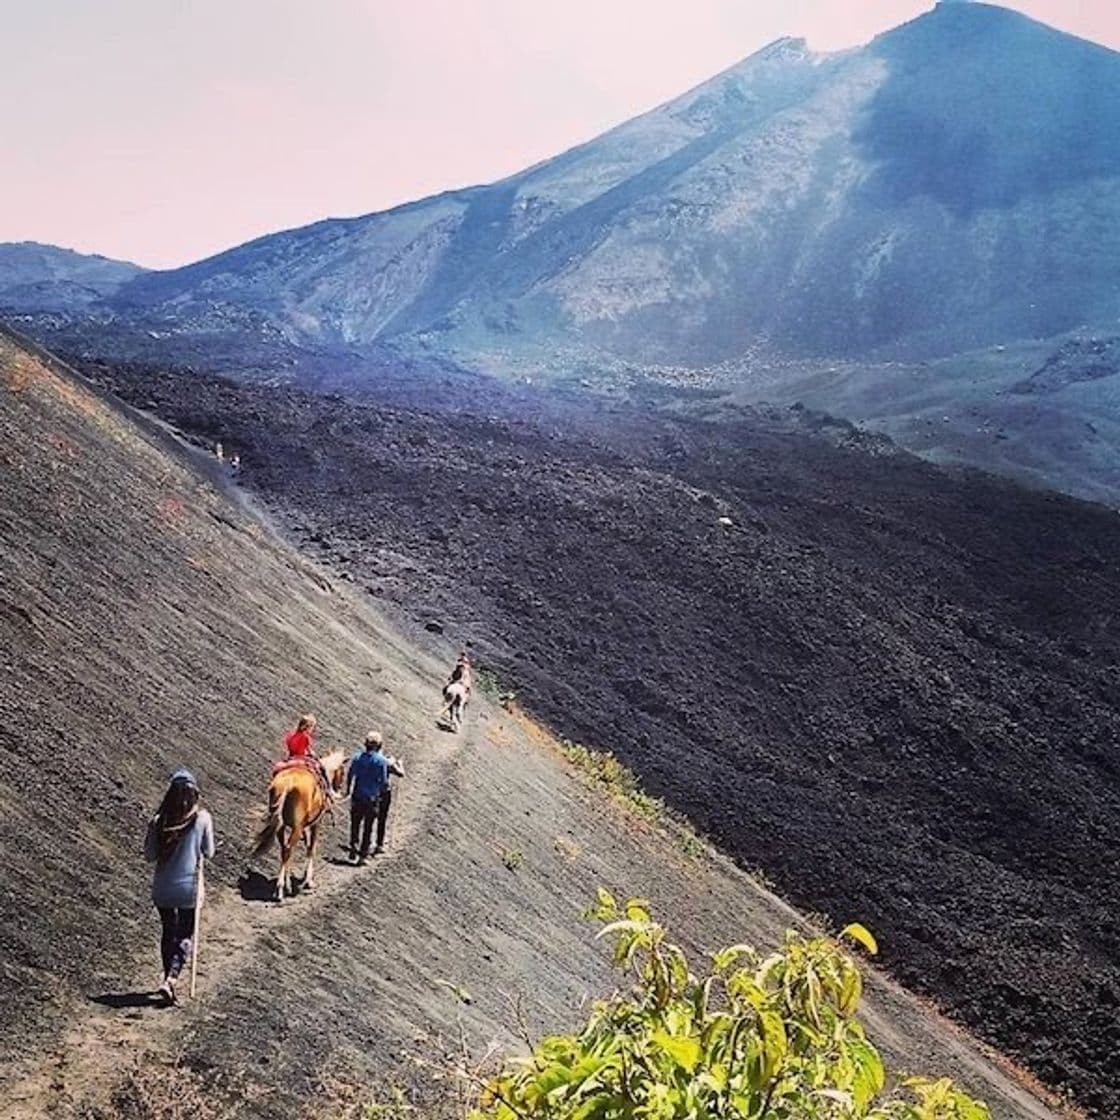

{"left": 304, "top": 823, "right": 318, "bottom": 891}
{"left": 288, "top": 820, "right": 305, "bottom": 893}
{"left": 276, "top": 828, "right": 289, "bottom": 902}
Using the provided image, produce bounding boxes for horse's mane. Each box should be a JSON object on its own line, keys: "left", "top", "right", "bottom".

{"left": 319, "top": 749, "right": 345, "bottom": 773}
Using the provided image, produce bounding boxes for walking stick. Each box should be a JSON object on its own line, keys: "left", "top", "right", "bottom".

{"left": 189, "top": 858, "right": 204, "bottom": 999}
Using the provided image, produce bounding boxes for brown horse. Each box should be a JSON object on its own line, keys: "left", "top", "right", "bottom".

{"left": 252, "top": 750, "right": 346, "bottom": 901}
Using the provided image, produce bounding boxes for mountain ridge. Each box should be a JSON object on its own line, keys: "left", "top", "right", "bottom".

{"left": 0, "top": 241, "right": 144, "bottom": 312}
{"left": 4, "top": 1, "right": 1120, "bottom": 501}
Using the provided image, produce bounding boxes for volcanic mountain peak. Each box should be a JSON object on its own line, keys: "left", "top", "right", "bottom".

{"left": 98, "top": 2, "right": 1120, "bottom": 361}
{"left": 7, "top": 3, "right": 1120, "bottom": 501}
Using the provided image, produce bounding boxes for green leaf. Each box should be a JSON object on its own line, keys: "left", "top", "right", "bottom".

{"left": 840, "top": 923, "right": 879, "bottom": 955}
{"left": 624, "top": 898, "right": 652, "bottom": 922}
{"left": 758, "top": 1010, "right": 788, "bottom": 1081}
{"left": 652, "top": 1031, "right": 702, "bottom": 1074}
{"left": 849, "top": 1037, "right": 886, "bottom": 1109}
{"left": 754, "top": 951, "right": 786, "bottom": 987}
{"left": 595, "top": 919, "right": 649, "bottom": 940}
{"left": 839, "top": 964, "right": 863, "bottom": 1015}
{"left": 712, "top": 944, "right": 757, "bottom": 973}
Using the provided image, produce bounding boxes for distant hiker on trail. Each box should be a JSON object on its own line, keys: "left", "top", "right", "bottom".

{"left": 144, "top": 769, "right": 215, "bottom": 1005}
{"left": 346, "top": 731, "right": 404, "bottom": 863}
{"left": 282, "top": 713, "right": 334, "bottom": 802}
{"left": 441, "top": 650, "right": 472, "bottom": 733}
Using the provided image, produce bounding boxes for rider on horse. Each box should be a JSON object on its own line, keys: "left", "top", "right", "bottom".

{"left": 282, "top": 713, "right": 334, "bottom": 801}
{"left": 447, "top": 650, "right": 473, "bottom": 696}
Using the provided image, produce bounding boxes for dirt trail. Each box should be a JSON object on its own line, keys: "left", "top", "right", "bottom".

{"left": 0, "top": 336, "right": 1070, "bottom": 1119}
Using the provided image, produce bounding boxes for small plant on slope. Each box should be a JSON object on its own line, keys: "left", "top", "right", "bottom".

{"left": 470, "top": 890, "right": 990, "bottom": 1120}
{"left": 560, "top": 741, "right": 665, "bottom": 821}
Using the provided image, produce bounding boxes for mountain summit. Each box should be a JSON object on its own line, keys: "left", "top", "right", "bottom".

{"left": 99, "top": 3, "right": 1120, "bottom": 368}
{"left": 5, "top": 3, "right": 1120, "bottom": 498}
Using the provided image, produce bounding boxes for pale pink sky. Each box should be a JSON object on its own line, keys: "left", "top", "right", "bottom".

{"left": 2, "top": 1, "right": 1116, "bottom": 269}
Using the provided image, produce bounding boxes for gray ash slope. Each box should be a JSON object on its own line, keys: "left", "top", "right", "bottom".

{"left": 85, "top": 357, "right": 1120, "bottom": 1118}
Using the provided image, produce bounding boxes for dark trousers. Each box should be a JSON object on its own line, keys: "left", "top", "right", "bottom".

{"left": 375, "top": 787, "right": 392, "bottom": 850}
{"left": 349, "top": 789, "right": 393, "bottom": 856}
{"left": 350, "top": 797, "right": 376, "bottom": 856}
{"left": 157, "top": 907, "right": 194, "bottom": 980}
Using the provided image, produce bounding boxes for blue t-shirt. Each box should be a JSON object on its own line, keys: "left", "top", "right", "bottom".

{"left": 348, "top": 750, "right": 389, "bottom": 801}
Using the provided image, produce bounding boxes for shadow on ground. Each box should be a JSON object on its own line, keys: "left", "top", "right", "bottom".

{"left": 237, "top": 871, "right": 280, "bottom": 903}
{"left": 90, "top": 992, "right": 165, "bottom": 1010}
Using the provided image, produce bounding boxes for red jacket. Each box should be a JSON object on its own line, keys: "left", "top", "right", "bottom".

{"left": 285, "top": 729, "right": 312, "bottom": 757}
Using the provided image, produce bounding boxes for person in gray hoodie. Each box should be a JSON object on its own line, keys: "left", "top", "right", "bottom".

{"left": 144, "top": 769, "right": 215, "bottom": 1004}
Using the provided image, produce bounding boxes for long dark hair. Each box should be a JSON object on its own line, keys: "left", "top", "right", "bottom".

{"left": 153, "top": 779, "right": 200, "bottom": 866}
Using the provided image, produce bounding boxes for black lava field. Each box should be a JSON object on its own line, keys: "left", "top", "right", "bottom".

{"left": 84, "top": 360, "right": 1120, "bottom": 1117}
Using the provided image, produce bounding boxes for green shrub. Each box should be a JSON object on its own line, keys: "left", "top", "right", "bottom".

{"left": 469, "top": 666, "right": 518, "bottom": 709}
{"left": 470, "top": 891, "right": 990, "bottom": 1120}
{"left": 559, "top": 741, "right": 711, "bottom": 861}
{"left": 560, "top": 742, "right": 665, "bottom": 820}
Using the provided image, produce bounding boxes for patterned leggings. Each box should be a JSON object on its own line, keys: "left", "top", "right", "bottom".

{"left": 157, "top": 907, "right": 195, "bottom": 980}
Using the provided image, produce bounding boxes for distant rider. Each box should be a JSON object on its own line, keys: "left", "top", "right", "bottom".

{"left": 446, "top": 650, "right": 473, "bottom": 697}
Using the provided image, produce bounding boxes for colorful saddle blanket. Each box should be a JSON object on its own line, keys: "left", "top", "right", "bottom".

{"left": 271, "top": 756, "right": 321, "bottom": 777}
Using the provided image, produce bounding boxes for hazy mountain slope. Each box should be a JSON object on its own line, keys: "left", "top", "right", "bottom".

{"left": 4, "top": 0, "right": 1119, "bottom": 523}
{"left": 12, "top": 2, "right": 1118, "bottom": 499}
{"left": 0, "top": 242, "right": 143, "bottom": 311}
{"left": 721, "top": 333, "right": 1120, "bottom": 506}
{"left": 91, "top": 3, "right": 1119, "bottom": 375}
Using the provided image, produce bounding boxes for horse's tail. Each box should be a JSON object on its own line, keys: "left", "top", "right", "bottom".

{"left": 252, "top": 786, "right": 288, "bottom": 857}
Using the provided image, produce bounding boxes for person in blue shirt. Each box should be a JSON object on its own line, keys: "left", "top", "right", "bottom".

{"left": 346, "top": 731, "right": 404, "bottom": 863}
